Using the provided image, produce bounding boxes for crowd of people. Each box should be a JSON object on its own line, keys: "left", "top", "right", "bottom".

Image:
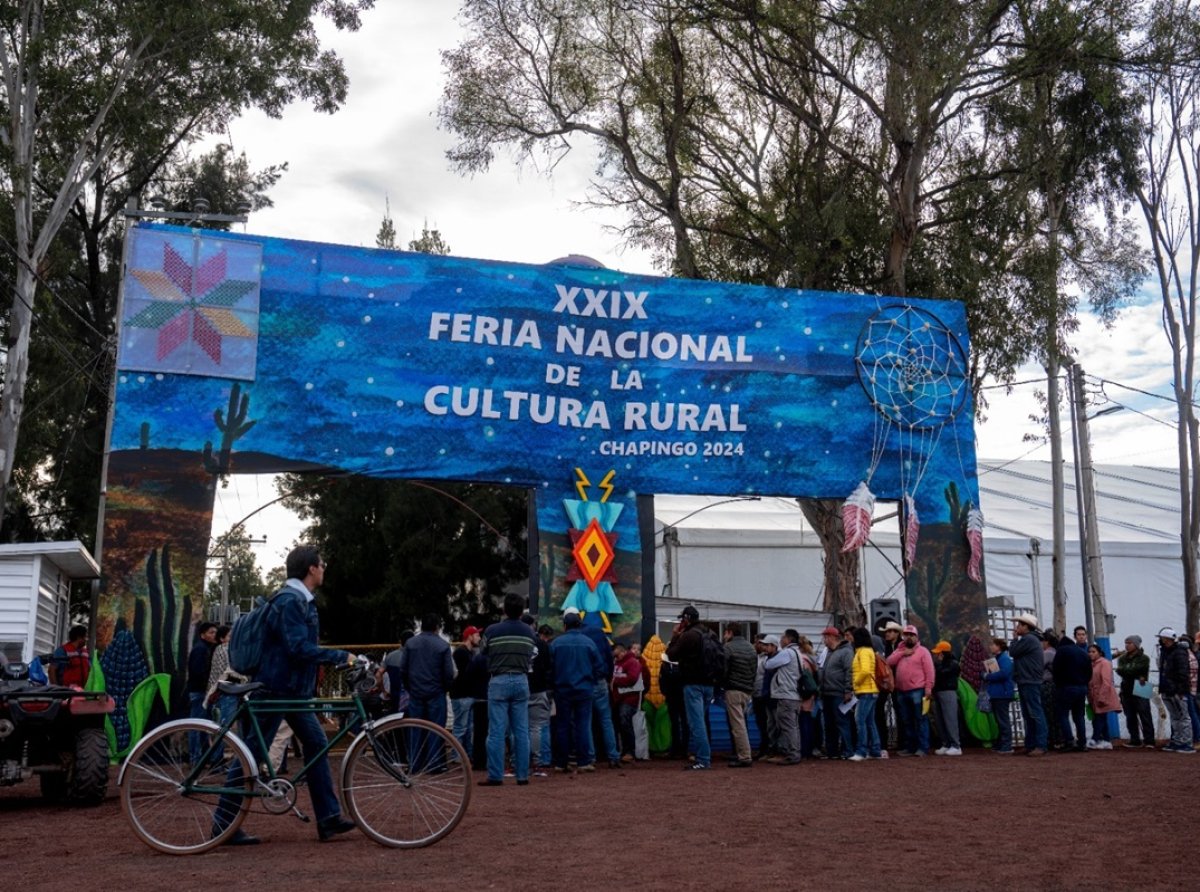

{"left": 380, "top": 603, "right": 1200, "bottom": 783}
{"left": 155, "top": 543, "right": 1200, "bottom": 848}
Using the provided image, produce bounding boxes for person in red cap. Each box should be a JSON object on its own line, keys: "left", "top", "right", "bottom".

{"left": 450, "top": 624, "right": 484, "bottom": 753}
{"left": 886, "top": 624, "right": 935, "bottom": 756}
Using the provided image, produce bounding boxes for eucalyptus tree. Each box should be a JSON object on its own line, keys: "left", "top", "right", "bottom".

{"left": 1129, "top": 0, "right": 1200, "bottom": 634}
{"left": 986, "top": 0, "right": 1144, "bottom": 632}
{"left": 0, "top": 0, "right": 374, "bottom": 532}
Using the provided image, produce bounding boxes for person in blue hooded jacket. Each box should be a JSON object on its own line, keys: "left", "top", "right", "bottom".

{"left": 984, "top": 638, "right": 1015, "bottom": 754}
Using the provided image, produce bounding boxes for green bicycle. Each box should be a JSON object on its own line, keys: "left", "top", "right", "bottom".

{"left": 118, "top": 659, "right": 471, "bottom": 854}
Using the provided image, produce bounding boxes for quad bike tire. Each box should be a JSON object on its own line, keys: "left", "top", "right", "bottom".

{"left": 41, "top": 727, "right": 109, "bottom": 805}
{"left": 69, "top": 727, "right": 110, "bottom": 804}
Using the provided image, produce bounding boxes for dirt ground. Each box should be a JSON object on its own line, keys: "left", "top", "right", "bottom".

{"left": 1, "top": 747, "right": 1192, "bottom": 892}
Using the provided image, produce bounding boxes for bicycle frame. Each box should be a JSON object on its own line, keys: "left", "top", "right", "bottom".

{"left": 184, "top": 693, "right": 373, "bottom": 797}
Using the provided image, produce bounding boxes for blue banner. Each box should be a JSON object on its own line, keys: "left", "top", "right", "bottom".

{"left": 113, "top": 224, "right": 978, "bottom": 522}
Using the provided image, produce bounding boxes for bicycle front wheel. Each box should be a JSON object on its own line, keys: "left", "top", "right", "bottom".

{"left": 341, "top": 717, "right": 471, "bottom": 848}
{"left": 120, "top": 719, "right": 255, "bottom": 854}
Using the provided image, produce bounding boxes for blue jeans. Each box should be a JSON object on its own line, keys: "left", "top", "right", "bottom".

{"left": 451, "top": 697, "right": 474, "bottom": 752}
{"left": 213, "top": 707, "right": 341, "bottom": 835}
{"left": 992, "top": 698, "right": 1014, "bottom": 751}
{"left": 527, "top": 690, "right": 552, "bottom": 767}
{"left": 1018, "top": 682, "right": 1048, "bottom": 750}
{"left": 407, "top": 693, "right": 448, "bottom": 729}
{"left": 683, "top": 684, "right": 713, "bottom": 767}
{"left": 1056, "top": 684, "right": 1087, "bottom": 747}
{"left": 586, "top": 680, "right": 620, "bottom": 764}
{"left": 897, "top": 689, "right": 930, "bottom": 754}
{"left": 486, "top": 674, "right": 530, "bottom": 782}
{"left": 554, "top": 690, "right": 593, "bottom": 768}
{"left": 188, "top": 692, "right": 211, "bottom": 764}
{"left": 1186, "top": 693, "right": 1200, "bottom": 743}
{"left": 854, "top": 693, "right": 881, "bottom": 757}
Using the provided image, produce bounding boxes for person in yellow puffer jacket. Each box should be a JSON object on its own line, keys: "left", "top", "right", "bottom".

{"left": 849, "top": 627, "right": 882, "bottom": 761}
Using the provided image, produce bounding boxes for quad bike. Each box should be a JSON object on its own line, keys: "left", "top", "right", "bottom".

{"left": 0, "top": 660, "right": 114, "bottom": 804}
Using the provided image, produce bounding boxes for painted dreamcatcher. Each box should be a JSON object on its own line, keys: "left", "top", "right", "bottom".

{"left": 846, "top": 304, "right": 974, "bottom": 573}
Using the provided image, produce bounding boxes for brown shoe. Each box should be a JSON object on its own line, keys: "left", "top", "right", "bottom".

{"left": 1025, "top": 748, "right": 1046, "bottom": 757}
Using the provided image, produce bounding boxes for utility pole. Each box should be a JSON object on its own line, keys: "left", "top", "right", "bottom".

{"left": 1069, "top": 362, "right": 1110, "bottom": 646}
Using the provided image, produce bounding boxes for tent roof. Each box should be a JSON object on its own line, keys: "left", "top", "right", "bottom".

{"left": 654, "top": 460, "right": 1181, "bottom": 552}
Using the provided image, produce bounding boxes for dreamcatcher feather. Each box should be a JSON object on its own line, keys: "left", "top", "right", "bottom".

{"left": 966, "top": 507, "right": 985, "bottom": 582}
{"left": 903, "top": 493, "right": 919, "bottom": 568}
{"left": 841, "top": 481, "right": 875, "bottom": 553}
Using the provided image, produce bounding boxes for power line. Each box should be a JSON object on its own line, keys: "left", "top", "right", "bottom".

{"left": 979, "top": 375, "right": 1060, "bottom": 391}
{"left": 1087, "top": 373, "right": 1194, "bottom": 407}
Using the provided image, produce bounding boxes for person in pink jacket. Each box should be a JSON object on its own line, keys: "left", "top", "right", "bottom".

{"left": 1087, "top": 644, "right": 1120, "bottom": 750}
{"left": 886, "top": 625, "right": 935, "bottom": 756}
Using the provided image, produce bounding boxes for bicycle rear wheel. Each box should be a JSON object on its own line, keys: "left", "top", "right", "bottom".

{"left": 341, "top": 717, "right": 471, "bottom": 848}
{"left": 120, "top": 719, "right": 255, "bottom": 854}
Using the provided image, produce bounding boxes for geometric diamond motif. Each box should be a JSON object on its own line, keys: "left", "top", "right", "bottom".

{"left": 569, "top": 518, "right": 617, "bottom": 591}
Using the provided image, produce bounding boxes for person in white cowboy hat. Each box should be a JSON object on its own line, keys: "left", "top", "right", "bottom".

{"left": 1010, "top": 613, "right": 1049, "bottom": 756}
{"left": 1157, "top": 627, "right": 1194, "bottom": 753}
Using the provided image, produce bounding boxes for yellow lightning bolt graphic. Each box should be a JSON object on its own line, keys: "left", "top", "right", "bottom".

{"left": 574, "top": 467, "right": 591, "bottom": 501}
{"left": 599, "top": 469, "right": 616, "bottom": 503}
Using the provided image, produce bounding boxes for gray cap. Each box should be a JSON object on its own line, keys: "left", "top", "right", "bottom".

{"left": 1125, "top": 634, "right": 1142, "bottom": 647}
{"left": 761, "top": 634, "right": 780, "bottom": 647}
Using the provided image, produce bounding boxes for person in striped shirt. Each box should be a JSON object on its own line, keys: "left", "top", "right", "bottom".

{"left": 478, "top": 593, "right": 538, "bottom": 786}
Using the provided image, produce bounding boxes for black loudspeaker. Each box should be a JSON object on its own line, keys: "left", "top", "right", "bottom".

{"left": 869, "top": 598, "right": 902, "bottom": 630}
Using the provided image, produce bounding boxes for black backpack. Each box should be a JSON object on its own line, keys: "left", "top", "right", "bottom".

{"left": 698, "top": 628, "right": 726, "bottom": 685}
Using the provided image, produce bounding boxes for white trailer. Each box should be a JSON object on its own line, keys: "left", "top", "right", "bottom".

{"left": 0, "top": 542, "right": 100, "bottom": 665}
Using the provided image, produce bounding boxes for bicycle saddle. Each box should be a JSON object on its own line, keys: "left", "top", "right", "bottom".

{"left": 217, "top": 680, "right": 265, "bottom": 696}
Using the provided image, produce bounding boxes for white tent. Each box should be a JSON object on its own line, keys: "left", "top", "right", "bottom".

{"left": 653, "top": 460, "right": 1187, "bottom": 644}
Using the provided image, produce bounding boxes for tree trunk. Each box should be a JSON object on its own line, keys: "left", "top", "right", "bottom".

{"left": 0, "top": 260, "right": 37, "bottom": 527}
{"left": 797, "top": 498, "right": 864, "bottom": 626}
{"left": 1046, "top": 358, "right": 1067, "bottom": 636}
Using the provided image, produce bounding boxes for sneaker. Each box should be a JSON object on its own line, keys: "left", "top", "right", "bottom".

{"left": 683, "top": 762, "right": 709, "bottom": 771}
{"left": 913, "top": 750, "right": 927, "bottom": 758}
{"left": 533, "top": 769, "right": 549, "bottom": 778}
{"left": 577, "top": 763, "right": 596, "bottom": 772}
{"left": 944, "top": 747, "right": 962, "bottom": 756}
{"left": 877, "top": 750, "right": 889, "bottom": 759}
{"left": 992, "top": 748, "right": 1013, "bottom": 755}
{"left": 848, "top": 754, "right": 866, "bottom": 762}
{"left": 934, "top": 747, "right": 948, "bottom": 756}
{"left": 1098, "top": 741, "right": 1114, "bottom": 750}
{"left": 1086, "top": 739, "right": 1099, "bottom": 750}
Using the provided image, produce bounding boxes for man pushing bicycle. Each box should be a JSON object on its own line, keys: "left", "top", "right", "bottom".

{"left": 214, "top": 544, "right": 355, "bottom": 846}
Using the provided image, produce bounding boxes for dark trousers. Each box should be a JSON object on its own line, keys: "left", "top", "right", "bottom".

{"left": 799, "top": 709, "right": 815, "bottom": 758}
{"left": 820, "top": 694, "right": 854, "bottom": 757}
{"left": 616, "top": 701, "right": 637, "bottom": 757}
{"left": 407, "top": 693, "right": 448, "bottom": 728}
{"left": 1055, "top": 684, "right": 1087, "bottom": 748}
{"left": 214, "top": 708, "right": 340, "bottom": 834}
{"left": 1121, "top": 692, "right": 1155, "bottom": 744}
{"left": 554, "top": 691, "right": 593, "bottom": 768}
{"left": 666, "top": 688, "right": 688, "bottom": 757}
{"left": 752, "top": 695, "right": 772, "bottom": 755}
{"left": 471, "top": 699, "right": 489, "bottom": 771}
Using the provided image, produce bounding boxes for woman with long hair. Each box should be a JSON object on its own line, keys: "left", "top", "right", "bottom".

{"left": 848, "top": 627, "right": 881, "bottom": 761}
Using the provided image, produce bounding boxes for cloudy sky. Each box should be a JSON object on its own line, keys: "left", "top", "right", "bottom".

{"left": 205, "top": 4, "right": 1183, "bottom": 570}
